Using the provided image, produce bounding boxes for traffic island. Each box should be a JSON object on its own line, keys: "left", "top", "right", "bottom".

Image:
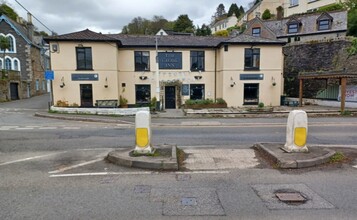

{"left": 106, "top": 145, "right": 179, "bottom": 170}
{"left": 254, "top": 143, "right": 336, "bottom": 169}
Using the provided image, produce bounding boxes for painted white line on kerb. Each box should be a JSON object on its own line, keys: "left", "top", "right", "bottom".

{"left": 48, "top": 158, "right": 104, "bottom": 174}
{"left": 0, "top": 153, "right": 62, "bottom": 166}
{"left": 49, "top": 170, "right": 230, "bottom": 178}
{"left": 50, "top": 171, "right": 154, "bottom": 177}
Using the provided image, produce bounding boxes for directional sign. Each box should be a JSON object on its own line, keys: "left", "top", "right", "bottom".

{"left": 44, "top": 70, "right": 54, "bottom": 80}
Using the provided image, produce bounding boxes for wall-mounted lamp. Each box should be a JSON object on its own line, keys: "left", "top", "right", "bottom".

{"left": 230, "top": 77, "right": 236, "bottom": 87}
{"left": 60, "top": 77, "right": 65, "bottom": 88}
{"left": 104, "top": 77, "right": 108, "bottom": 88}
{"left": 194, "top": 76, "right": 202, "bottom": 80}
{"left": 271, "top": 77, "right": 276, "bottom": 86}
{"left": 78, "top": 43, "right": 84, "bottom": 47}
{"left": 139, "top": 76, "right": 148, "bottom": 80}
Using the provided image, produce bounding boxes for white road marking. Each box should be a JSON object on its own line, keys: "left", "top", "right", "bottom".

{"left": 16, "top": 127, "right": 34, "bottom": 130}
{"left": 62, "top": 127, "right": 81, "bottom": 130}
{"left": 49, "top": 170, "right": 230, "bottom": 178}
{"left": 48, "top": 158, "right": 104, "bottom": 174}
{"left": 0, "top": 153, "right": 63, "bottom": 166}
{"left": 353, "top": 165, "right": 357, "bottom": 169}
{"left": 39, "top": 127, "right": 57, "bottom": 130}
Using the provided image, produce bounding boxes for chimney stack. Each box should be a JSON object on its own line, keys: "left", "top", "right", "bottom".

{"left": 27, "top": 12, "right": 34, "bottom": 41}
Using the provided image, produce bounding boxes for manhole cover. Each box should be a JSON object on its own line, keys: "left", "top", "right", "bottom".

{"left": 275, "top": 193, "right": 307, "bottom": 203}
{"left": 181, "top": 197, "right": 197, "bottom": 206}
{"left": 176, "top": 174, "right": 191, "bottom": 181}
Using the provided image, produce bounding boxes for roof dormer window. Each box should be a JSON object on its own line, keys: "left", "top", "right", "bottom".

{"left": 317, "top": 12, "right": 333, "bottom": 31}
{"left": 288, "top": 23, "right": 299, "bottom": 34}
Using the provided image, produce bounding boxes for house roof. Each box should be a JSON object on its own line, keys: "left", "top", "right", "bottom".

{"left": 0, "top": 14, "right": 32, "bottom": 45}
{"left": 45, "top": 29, "right": 285, "bottom": 48}
{"left": 222, "top": 34, "right": 285, "bottom": 45}
{"left": 44, "top": 29, "right": 119, "bottom": 42}
{"left": 263, "top": 10, "right": 347, "bottom": 38}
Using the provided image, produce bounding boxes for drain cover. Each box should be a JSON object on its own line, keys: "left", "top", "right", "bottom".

{"left": 176, "top": 174, "right": 191, "bottom": 181}
{"left": 275, "top": 193, "right": 307, "bottom": 203}
{"left": 181, "top": 197, "right": 197, "bottom": 206}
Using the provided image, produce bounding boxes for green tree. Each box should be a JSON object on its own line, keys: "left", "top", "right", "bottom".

{"left": 262, "top": 9, "right": 272, "bottom": 20}
{"left": 347, "top": 37, "right": 357, "bottom": 57}
{"left": 0, "top": 3, "right": 18, "bottom": 21}
{"left": 347, "top": 9, "right": 357, "bottom": 36}
{"left": 215, "top": 3, "right": 227, "bottom": 18}
{"left": 228, "top": 3, "right": 240, "bottom": 18}
{"left": 121, "top": 16, "right": 150, "bottom": 34}
{"left": 195, "top": 24, "right": 212, "bottom": 36}
{"left": 0, "top": 35, "right": 10, "bottom": 72}
{"left": 149, "top": 15, "right": 169, "bottom": 34}
{"left": 173, "top": 14, "right": 194, "bottom": 33}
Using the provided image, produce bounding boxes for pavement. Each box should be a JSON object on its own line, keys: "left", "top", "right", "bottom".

{"left": 33, "top": 104, "right": 357, "bottom": 170}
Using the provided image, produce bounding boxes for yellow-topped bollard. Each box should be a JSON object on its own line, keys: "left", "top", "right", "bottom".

{"left": 134, "top": 110, "right": 153, "bottom": 154}
{"left": 282, "top": 110, "right": 309, "bottom": 153}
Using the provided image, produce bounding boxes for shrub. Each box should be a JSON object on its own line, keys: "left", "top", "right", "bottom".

{"left": 56, "top": 100, "right": 68, "bottom": 107}
{"left": 262, "top": 9, "right": 272, "bottom": 20}
{"left": 258, "top": 102, "right": 264, "bottom": 108}
{"left": 216, "top": 98, "right": 227, "bottom": 104}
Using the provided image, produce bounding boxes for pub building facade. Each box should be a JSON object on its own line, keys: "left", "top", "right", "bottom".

{"left": 45, "top": 29, "right": 284, "bottom": 109}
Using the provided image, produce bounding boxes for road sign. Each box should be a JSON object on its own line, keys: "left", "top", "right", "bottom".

{"left": 45, "top": 70, "right": 54, "bottom": 80}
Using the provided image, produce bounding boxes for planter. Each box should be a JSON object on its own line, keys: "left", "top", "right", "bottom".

{"left": 185, "top": 103, "right": 227, "bottom": 109}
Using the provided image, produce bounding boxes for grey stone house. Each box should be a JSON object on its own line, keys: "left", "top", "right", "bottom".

{"left": 0, "top": 13, "right": 48, "bottom": 101}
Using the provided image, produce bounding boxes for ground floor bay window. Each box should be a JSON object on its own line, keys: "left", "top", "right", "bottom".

{"left": 135, "top": 84, "right": 151, "bottom": 106}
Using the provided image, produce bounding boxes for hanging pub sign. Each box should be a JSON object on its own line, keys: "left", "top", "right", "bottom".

{"left": 158, "top": 52, "right": 182, "bottom": 69}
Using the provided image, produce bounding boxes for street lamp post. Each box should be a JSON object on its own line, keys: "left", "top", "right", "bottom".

{"left": 155, "top": 36, "right": 160, "bottom": 111}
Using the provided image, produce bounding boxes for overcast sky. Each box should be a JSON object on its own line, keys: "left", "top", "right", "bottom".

{"left": 5, "top": 0, "right": 252, "bottom": 35}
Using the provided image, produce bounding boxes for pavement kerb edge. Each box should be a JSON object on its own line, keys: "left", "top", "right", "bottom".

{"left": 296, "top": 148, "right": 336, "bottom": 168}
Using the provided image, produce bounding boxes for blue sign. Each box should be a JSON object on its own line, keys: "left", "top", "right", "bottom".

{"left": 158, "top": 52, "right": 182, "bottom": 69}
{"left": 44, "top": 70, "right": 54, "bottom": 80}
{"left": 71, "top": 73, "right": 99, "bottom": 81}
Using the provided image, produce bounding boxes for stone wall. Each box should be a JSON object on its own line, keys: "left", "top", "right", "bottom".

{"left": 283, "top": 39, "right": 357, "bottom": 98}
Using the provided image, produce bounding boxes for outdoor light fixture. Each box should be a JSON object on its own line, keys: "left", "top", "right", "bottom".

{"left": 272, "top": 77, "right": 276, "bottom": 86}
{"left": 194, "top": 76, "right": 202, "bottom": 80}
{"left": 104, "top": 77, "right": 108, "bottom": 88}
{"left": 139, "top": 76, "right": 148, "bottom": 80}
{"left": 60, "top": 77, "right": 65, "bottom": 88}
{"left": 230, "top": 77, "right": 236, "bottom": 87}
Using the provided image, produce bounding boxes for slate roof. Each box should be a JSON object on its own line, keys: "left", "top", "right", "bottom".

{"left": 263, "top": 10, "right": 347, "bottom": 38}
{"left": 44, "top": 29, "right": 118, "bottom": 42}
{"left": 0, "top": 15, "right": 32, "bottom": 45}
{"left": 45, "top": 29, "right": 285, "bottom": 47}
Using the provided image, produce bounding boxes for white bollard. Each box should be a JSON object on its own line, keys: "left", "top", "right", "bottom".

{"left": 134, "top": 111, "right": 153, "bottom": 154}
{"left": 283, "top": 110, "right": 309, "bottom": 153}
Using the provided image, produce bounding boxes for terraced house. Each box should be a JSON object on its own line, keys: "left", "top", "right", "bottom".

{"left": 45, "top": 29, "right": 285, "bottom": 109}
{"left": 0, "top": 14, "right": 49, "bottom": 101}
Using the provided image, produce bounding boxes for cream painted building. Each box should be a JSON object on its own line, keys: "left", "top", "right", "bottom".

{"left": 284, "top": 0, "right": 345, "bottom": 17}
{"left": 45, "top": 29, "right": 284, "bottom": 109}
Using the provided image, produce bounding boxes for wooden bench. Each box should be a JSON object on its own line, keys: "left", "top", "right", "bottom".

{"left": 95, "top": 100, "right": 118, "bottom": 108}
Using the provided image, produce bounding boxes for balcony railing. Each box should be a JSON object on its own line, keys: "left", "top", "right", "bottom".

{"left": 1, "top": 70, "right": 21, "bottom": 80}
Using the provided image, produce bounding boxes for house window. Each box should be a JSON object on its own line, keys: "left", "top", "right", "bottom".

{"left": 13, "top": 59, "right": 19, "bottom": 71}
{"left": 290, "top": 0, "right": 299, "bottom": 6}
{"left": 288, "top": 23, "right": 299, "bottom": 34}
{"left": 35, "top": 79, "right": 39, "bottom": 91}
{"left": 318, "top": 19, "right": 330, "bottom": 31}
{"left": 7, "top": 35, "right": 14, "bottom": 52}
{"left": 190, "top": 84, "right": 205, "bottom": 100}
{"left": 5, "top": 58, "right": 11, "bottom": 70}
{"left": 76, "top": 47, "right": 92, "bottom": 70}
{"left": 244, "top": 48, "right": 260, "bottom": 70}
{"left": 252, "top": 28, "right": 261, "bottom": 37}
{"left": 42, "top": 80, "right": 46, "bottom": 91}
{"left": 135, "top": 84, "right": 151, "bottom": 104}
{"left": 190, "top": 51, "right": 205, "bottom": 71}
{"left": 135, "top": 51, "right": 150, "bottom": 71}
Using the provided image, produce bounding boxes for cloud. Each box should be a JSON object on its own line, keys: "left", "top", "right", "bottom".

{"left": 7, "top": 0, "right": 251, "bottom": 34}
